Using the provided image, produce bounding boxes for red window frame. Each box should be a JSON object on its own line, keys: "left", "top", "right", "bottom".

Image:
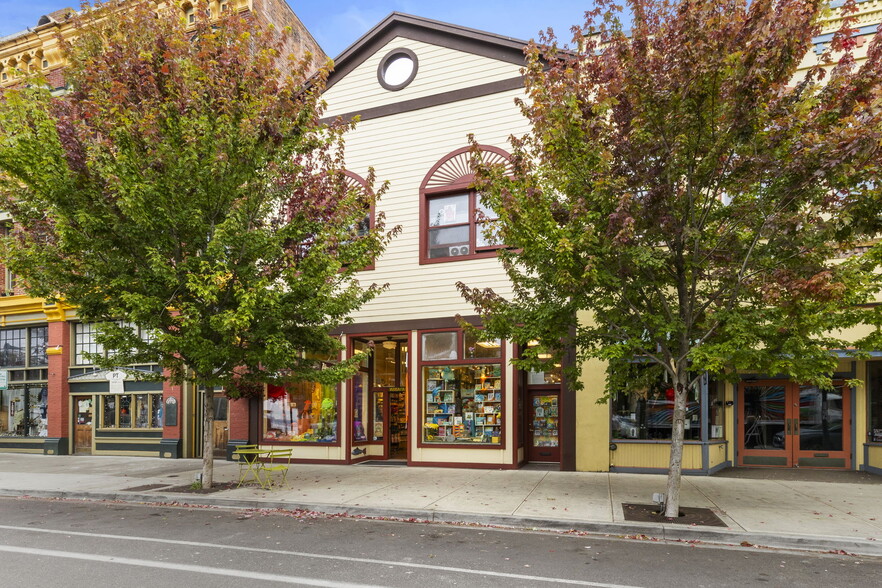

{"left": 418, "top": 145, "right": 510, "bottom": 265}
{"left": 416, "top": 327, "right": 506, "bottom": 448}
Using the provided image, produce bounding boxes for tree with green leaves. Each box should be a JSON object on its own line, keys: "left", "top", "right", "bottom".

{"left": 460, "top": 0, "right": 882, "bottom": 517}
{"left": 0, "top": 0, "right": 395, "bottom": 486}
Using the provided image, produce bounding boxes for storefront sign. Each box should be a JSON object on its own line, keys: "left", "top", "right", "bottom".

{"left": 0, "top": 369, "right": 7, "bottom": 390}
{"left": 106, "top": 370, "right": 127, "bottom": 394}
{"left": 164, "top": 397, "right": 178, "bottom": 427}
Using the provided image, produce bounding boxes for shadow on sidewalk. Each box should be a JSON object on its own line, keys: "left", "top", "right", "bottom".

{"left": 712, "top": 467, "right": 882, "bottom": 484}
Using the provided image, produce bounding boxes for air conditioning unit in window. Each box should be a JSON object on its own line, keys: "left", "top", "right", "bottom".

{"left": 448, "top": 245, "right": 470, "bottom": 256}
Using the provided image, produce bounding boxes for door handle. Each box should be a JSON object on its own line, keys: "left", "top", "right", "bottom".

{"left": 786, "top": 419, "right": 792, "bottom": 436}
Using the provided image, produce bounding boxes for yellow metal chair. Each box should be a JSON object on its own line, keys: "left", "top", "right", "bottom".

{"left": 261, "top": 448, "right": 293, "bottom": 489}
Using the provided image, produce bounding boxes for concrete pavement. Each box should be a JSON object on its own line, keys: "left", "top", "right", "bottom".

{"left": 1, "top": 453, "right": 880, "bottom": 556}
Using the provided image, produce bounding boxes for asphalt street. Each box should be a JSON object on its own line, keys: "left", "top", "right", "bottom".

{"left": 1, "top": 497, "right": 878, "bottom": 587}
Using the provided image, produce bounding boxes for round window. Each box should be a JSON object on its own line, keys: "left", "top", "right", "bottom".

{"left": 378, "top": 48, "right": 418, "bottom": 91}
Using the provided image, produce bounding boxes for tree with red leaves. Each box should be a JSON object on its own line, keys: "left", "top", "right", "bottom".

{"left": 0, "top": 1, "right": 395, "bottom": 486}
{"left": 460, "top": 0, "right": 881, "bottom": 516}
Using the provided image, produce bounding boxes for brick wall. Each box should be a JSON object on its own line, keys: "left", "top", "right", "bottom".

{"left": 253, "top": 0, "right": 326, "bottom": 72}
{"left": 46, "top": 320, "right": 71, "bottom": 439}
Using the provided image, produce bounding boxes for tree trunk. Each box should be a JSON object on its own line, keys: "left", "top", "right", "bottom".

{"left": 664, "top": 373, "right": 688, "bottom": 518}
{"left": 202, "top": 385, "right": 215, "bottom": 488}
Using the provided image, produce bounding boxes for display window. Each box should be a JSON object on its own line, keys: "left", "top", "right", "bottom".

{"left": 423, "top": 364, "right": 502, "bottom": 444}
{"left": 352, "top": 372, "right": 369, "bottom": 442}
{"left": 0, "top": 384, "right": 48, "bottom": 437}
{"left": 263, "top": 381, "right": 338, "bottom": 443}
{"left": 610, "top": 374, "right": 706, "bottom": 441}
{"left": 869, "top": 361, "right": 882, "bottom": 443}
{"left": 99, "top": 393, "right": 162, "bottom": 429}
{"left": 709, "top": 380, "right": 726, "bottom": 440}
{"left": 420, "top": 328, "right": 505, "bottom": 446}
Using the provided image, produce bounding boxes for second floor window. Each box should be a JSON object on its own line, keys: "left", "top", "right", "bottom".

{"left": 426, "top": 191, "right": 500, "bottom": 260}
{"left": 0, "top": 326, "right": 48, "bottom": 368}
{"left": 73, "top": 322, "right": 154, "bottom": 365}
{"left": 419, "top": 145, "right": 510, "bottom": 264}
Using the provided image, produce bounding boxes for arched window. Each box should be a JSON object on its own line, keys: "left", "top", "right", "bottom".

{"left": 343, "top": 171, "right": 376, "bottom": 271}
{"left": 182, "top": 3, "right": 196, "bottom": 25}
{"left": 419, "top": 145, "right": 511, "bottom": 264}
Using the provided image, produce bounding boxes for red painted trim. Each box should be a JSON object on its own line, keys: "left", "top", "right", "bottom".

{"left": 418, "top": 145, "right": 511, "bottom": 192}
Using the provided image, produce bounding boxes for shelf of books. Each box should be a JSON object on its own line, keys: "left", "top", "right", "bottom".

{"left": 424, "top": 376, "right": 502, "bottom": 444}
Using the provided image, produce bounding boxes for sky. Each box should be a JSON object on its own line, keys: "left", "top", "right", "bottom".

{"left": 0, "top": 1, "right": 593, "bottom": 59}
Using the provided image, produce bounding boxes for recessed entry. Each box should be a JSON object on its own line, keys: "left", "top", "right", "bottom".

{"left": 377, "top": 48, "right": 418, "bottom": 91}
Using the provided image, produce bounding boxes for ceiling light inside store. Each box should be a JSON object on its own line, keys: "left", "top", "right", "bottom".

{"left": 476, "top": 339, "right": 501, "bottom": 348}
{"left": 382, "top": 340, "right": 397, "bottom": 350}
{"left": 527, "top": 340, "right": 539, "bottom": 347}
{"left": 537, "top": 352, "right": 553, "bottom": 359}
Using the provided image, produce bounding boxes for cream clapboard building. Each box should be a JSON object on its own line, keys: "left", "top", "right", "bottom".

{"left": 251, "top": 8, "right": 880, "bottom": 474}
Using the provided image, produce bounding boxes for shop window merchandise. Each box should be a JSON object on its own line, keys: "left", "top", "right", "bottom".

{"left": 421, "top": 329, "right": 504, "bottom": 445}
{"left": 0, "top": 325, "right": 49, "bottom": 438}
{"left": 263, "top": 381, "right": 338, "bottom": 443}
{"left": 100, "top": 393, "right": 163, "bottom": 429}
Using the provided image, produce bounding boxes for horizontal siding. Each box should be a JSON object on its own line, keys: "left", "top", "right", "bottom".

{"left": 610, "top": 443, "right": 703, "bottom": 470}
{"left": 342, "top": 90, "right": 530, "bottom": 323}
{"left": 323, "top": 37, "right": 523, "bottom": 118}
{"left": 412, "top": 446, "right": 510, "bottom": 465}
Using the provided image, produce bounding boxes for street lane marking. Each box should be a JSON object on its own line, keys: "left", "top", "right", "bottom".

{"left": 0, "top": 524, "right": 640, "bottom": 587}
{"left": 0, "top": 544, "right": 379, "bottom": 587}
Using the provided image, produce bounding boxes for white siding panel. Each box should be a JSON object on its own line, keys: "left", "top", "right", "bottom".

{"left": 323, "top": 38, "right": 524, "bottom": 119}
{"left": 341, "top": 89, "right": 530, "bottom": 323}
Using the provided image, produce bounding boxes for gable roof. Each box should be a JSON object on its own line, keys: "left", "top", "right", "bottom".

{"left": 325, "top": 12, "right": 529, "bottom": 93}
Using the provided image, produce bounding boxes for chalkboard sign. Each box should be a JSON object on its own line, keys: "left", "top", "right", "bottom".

{"left": 164, "top": 397, "right": 178, "bottom": 427}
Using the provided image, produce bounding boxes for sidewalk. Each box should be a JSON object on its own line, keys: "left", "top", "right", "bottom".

{"left": 1, "top": 453, "right": 880, "bottom": 556}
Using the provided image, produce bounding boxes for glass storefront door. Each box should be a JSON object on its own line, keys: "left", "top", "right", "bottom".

{"left": 350, "top": 334, "right": 408, "bottom": 461}
{"left": 527, "top": 391, "right": 560, "bottom": 463}
{"left": 739, "top": 381, "right": 850, "bottom": 468}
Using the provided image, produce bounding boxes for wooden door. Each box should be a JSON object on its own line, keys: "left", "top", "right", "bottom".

{"left": 73, "top": 396, "right": 93, "bottom": 454}
{"left": 527, "top": 391, "right": 561, "bottom": 463}
{"left": 739, "top": 381, "right": 850, "bottom": 468}
{"left": 213, "top": 395, "right": 229, "bottom": 455}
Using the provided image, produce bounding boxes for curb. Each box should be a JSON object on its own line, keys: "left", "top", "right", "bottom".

{"left": 3, "top": 487, "right": 880, "bottom": 557}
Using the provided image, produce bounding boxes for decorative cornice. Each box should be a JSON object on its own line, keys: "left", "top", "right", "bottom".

{"left": 42, "top": 300, "right": 71, "bottom": 322}
{"left": 0, "top": 295, "right": 44, "bottom": 316}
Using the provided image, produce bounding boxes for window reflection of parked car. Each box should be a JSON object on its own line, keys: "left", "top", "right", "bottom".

{"left": 612, "top": 400, "right": 700, "bottom": 439}
{"left": 612, "top": 414, "right": 639, "bottom": 438}
{"left": 772, "top": 422, "right": 843, "bottom": 451}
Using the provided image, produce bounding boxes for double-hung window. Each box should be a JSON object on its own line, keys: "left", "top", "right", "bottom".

{"left": 425, "top": 192, "right": 500, "bottom": 260}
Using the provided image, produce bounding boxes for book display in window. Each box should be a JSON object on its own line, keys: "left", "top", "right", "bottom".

{"left": 531, "top": 395, "right": 559, "bottom": 448}
{"left": 424, "top": 365, "right": 502, "bottom": 444}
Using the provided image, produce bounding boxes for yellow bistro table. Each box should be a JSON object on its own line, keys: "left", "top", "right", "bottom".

{"left": 231, "top": 446, "right": 293, "bottom": 490}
